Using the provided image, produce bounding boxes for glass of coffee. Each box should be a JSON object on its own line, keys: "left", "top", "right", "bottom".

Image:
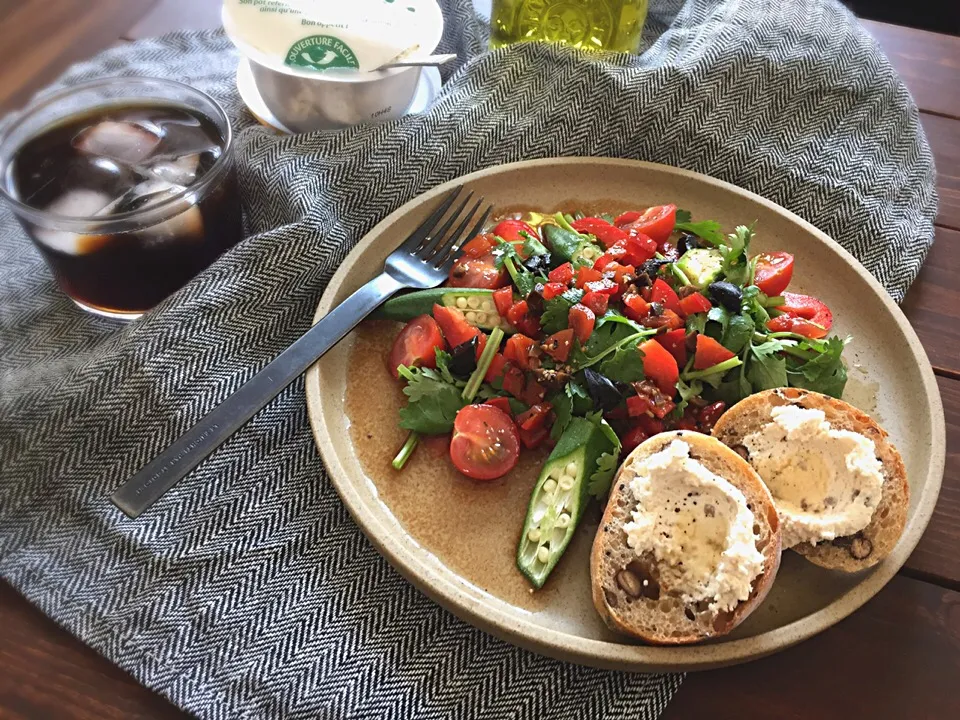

{"left": 0, "top": 77, "right": 243, "bottom": 319}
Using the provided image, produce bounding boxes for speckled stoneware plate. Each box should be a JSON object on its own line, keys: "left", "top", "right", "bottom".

{"left": 305, "top": 158, "right": 945, "bottom": 671}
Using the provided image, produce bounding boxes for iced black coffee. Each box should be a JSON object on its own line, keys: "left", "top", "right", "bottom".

{"left": 0, "top": 78, "right": 242, "bottom": 318}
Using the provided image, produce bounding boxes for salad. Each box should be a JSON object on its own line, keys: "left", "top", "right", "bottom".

{"left": 377, "top": 204, "right": 849, "bottom": 588}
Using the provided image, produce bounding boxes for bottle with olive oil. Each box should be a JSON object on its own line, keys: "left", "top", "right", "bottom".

{"left": 490, "top": 0, "right": 648, "bottom": 53}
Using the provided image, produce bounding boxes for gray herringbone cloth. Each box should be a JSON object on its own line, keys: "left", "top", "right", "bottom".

{"left": 0, "top": 1, "right": 936, "bottom": 718}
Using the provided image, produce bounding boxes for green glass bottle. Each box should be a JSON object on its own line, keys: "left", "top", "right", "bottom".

{"left": 490, "top": 0, "right": 648, "bottom": 53}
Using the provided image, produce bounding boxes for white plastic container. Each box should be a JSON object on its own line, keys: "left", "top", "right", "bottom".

{"left": 222, "top": 0, "right": 444, "bottom": 133}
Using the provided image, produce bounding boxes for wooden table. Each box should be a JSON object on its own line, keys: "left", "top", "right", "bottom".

{"left": 1, "top": 2, "right": 958, "bottom": 718}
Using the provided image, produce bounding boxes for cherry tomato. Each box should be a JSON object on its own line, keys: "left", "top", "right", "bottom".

{"left": 698, "top": 401, "right": 727, "bottom": 432}
{"left": 548, "top": 262, "right": 574, "bottom": 285}
{"left": 614, "top": 211, "right": 642, "bottom": 228}
{"left": 777, "top": 292, "right": 833, "bottom": 331}
{"left": 493, "top": 286, "right": 514, "bottom": 317}
{"left": 636, "top": 414, "right": 665, "bottom": 437}
{"left": 639, "top": 338, "right": 679, "bottom": 395}
{"left": 621, "top": 424, "right": 648, "bottom": 454}
{"left": 581, "top": 291, "right": 609, "bottom": 316}
{"left": 543, "top": 329, "right": 575, "bottom": 362}
{"left": 654, "top": 327, "right": 688, "bottom": 367}
{"left": 593, "top": 245, "right": 627, "bottom": 271}
{"left": 693, "top": 334, "right": 736, "bottom": 370}
{"left": 504, "top": 333, "right": 539, "bottom": 371}
{"left": 568, "top": 304, "right": 596, "bottom": 344}
{"left": 432, "top": 304, "right": 481, "bottom": 348}
{"left": 766, "top": 315, "right": 829, "bottom": 339}
{"left": 571, "top": 217, "right": 629, "bottom": 248}
{"left": 622, "top": 233, "right": 657, "bottom": 265}
{"left": 450, "top": 404, "right": 520, "bottom": 480}
{"left": 461, "top": 233, "right": 498, "bottom": 258}
{"left": 492, "top": 219, "right": 538, "bottom": 244}
{"left": 650, "top": 278, "right": 683, "bottom": 316}
{"left": 622, "top": 204, "right": 677, "bottom": 247}
{"left": 387, "top": 315, "right": 446, "bottom": 379}
{"left": 448, "top": 254, "right": 508, "bottom": 289}
{"left": 754, "top": 251, "right": 795, "bottom": 297}
{"left": 678, "top": 291, "right": 712, "bottom": 316}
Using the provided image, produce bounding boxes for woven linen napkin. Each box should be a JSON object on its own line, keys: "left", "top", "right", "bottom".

{"left": 0, "top": 1, "right": 936, "bottom": 718}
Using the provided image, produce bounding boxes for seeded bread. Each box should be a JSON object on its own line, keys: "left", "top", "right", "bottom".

{"left": 590, "top": 431, "right": 782, "bottom": 645}
{"left": 711, "top": 387, "right": 909, "bottom": 572}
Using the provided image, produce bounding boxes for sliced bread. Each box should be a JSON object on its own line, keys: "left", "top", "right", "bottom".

{"left": 590, "top": 431, "right": 782, "bottom": 645}
{"left": 711, "top": 387, "right": 909, "bottom": 572}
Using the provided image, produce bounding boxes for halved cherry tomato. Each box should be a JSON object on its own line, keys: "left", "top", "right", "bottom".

{"left": 541, "top": 282, "right": 567, "bottom": 300}
{"left": 623, "top": 294, "right": 650, "bottom": 321}
{"left": 639, "top": 338, "right": 679, "bottom": 395}
{"left": 484, "top": 396, "right": 513, "bottom": 416}
{"left": 655, "top": 327, "right": 688, "bottom": 367}
{"left": 622, "top": 204, "right": 677, "bottom": 247}
{"left": 575, "top": 266, "right": 603, "bottom": 288}
{"left": 516, "top": 402, "right": 553, "bottom": 432}
{"left": 450, "top": 404, "right": 520, "bottom": 480}
{"left": 622, "top": 233, "right": 657, "bottom": 266}
{"left": 485, "top": 353, "right": 508, "bottom": 384}
{"left": 542, "top": 328, "right": 575, "bottom": 362}
{"left": 765, "top": 314, "right": 829, "bottom": 339}
{"left": 568, "top": 304, "right": 596, "bottom": 344}
{"left": 581, "top": 291, "right": 609, "bottom": 316}
{"left": 777, "top": 292, "right": 833, "bottom": 332}
{"left": 387, "top": 315, "right": 446, "bottom": 379}
{"left": 614, "top": 211, "right": 642, "bottom": 227}
{"left": 694, "top": 334, "right": 737, "bottom": 370}
{"left": 432, "top": 304, "right": 480, "bottom": 348}
{"left": 571, "top": 217, "right": 630, "bottom": 248}
{"left": 548, "top": 262, "right": 574, "bottom": 285}
{"left": 678, "top": 291, "right": 712, "bottom": 316}
{"left": 493, "top": 286, "right": 514, "bottom": 317}
{"left": 621, "top": 424, "right": 649, "bottom": 454}
{"left": 461, "top": 232, "right": 498, "bottom": 258}
{"left": 518, "top": 425, "right": 550, "bottom": 450}
{"left": 754, "top": 251, "right": 795, "bottom": 297}
{"left": 492, "top": 219, "right": 538, "bottom": 244}
{"left": 504, "top": 333, "right": 538, "bottom": 371}
{"left": 650, "top": 278, "right": 683, "bottom": 316}
{"left": 448, "top": 255, "right": 507, "bottom": 289}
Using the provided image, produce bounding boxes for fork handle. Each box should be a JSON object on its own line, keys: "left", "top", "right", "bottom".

{"left": 111, "top": 271, "right": 404, "bottom": 518}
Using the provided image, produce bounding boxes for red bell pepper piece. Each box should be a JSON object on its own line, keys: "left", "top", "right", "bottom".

{"left": 693, "top": 334, "right": 737, "bottom": 370}
{"left": 493, "top": 286, "right": 514, "bottom": 317}
{"left": 655, "top": 327, "right": 688, "bottom": 367}
{"left": 678, "top": 292, "right": 712, "bottom": 316}
{"left": 639, "top": 338, "right": 679, "bottom": 396}
{"left": 548, "top": 262, "right": 574, "bottom": 285}
{"left": 542, "top": 329, "right": 575, "bottom": 362}
{"left": 650, "top": 278, "right": 683, "bottom": 316}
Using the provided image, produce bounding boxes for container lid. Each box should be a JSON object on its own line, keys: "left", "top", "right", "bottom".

{"left": 222, "top": 0, "right": 444, "bottom": 76}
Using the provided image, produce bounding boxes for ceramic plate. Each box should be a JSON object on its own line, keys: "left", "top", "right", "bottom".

{"left": 305, "top": 158, "right": 945, "bottom": 670}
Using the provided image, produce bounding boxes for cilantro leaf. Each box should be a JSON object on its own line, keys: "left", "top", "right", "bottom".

{"left": 599, "top": 342, "right": 646, "bottom": 383}
{"left": 434, "top": 349, "right": 458, "bottom": 385}
{"left": 741, "top": 284, "right": 771, "bottom": 324}
{"left": 686, "top": 312, "right": 707, "bottom": 335}
{"left": 549, "top": 390, "right": 573, "bottom": 442}
{"left": 747, "top": 340, "right": 788, "bottom": 391}
{"left": 519, "top": 231, "right": 549, "bottom": 258}
{"left": 719, "top": 224, "right": 754, "bottom": 286}
{"left": 675, "top": 208, "right": 692, "bottom": 224}
{"left": 540, "top": 288, "right": 583, "bottom": 334}
{"left": 722, "top": 314, "right": 755, "bottom": 354}
{"left": 707, "top": 305, "right": 730, "bottom": 335}
{"left": 787, "top": 336, "right": 849, "bottom": 398}
{"left": 675, "top": 219, "right": 725, "bottom": 247}
{"left": 397, "top": 365, "right": 467, "bottom": 434}
{"left": 596, "top": 310, "right": 645, "bottom": 333}
{"left": 712, "top": 373, "right": 753, "bottom": 405}
{"left": 674, "top": 378, "right": 704, "bottom": 415}
{"left": 588, "top": 452, "right": 620, "bottom": 499}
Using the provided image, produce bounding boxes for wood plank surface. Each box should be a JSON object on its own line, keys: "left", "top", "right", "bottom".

{"left": 902, "top": 375, "right": 960, "bottom": 588}
{"left": 902, "top": 227, "right": 960, "bottom": 373}
{"left": 0, "top": 0, "right": 155, "bottom": 113}
{"left": 0, "top": 581, "right": 188, "bottom": 720}
{"left": 923, "top": 112, "right": 960, "bottom": 231}
{"left": 662, "top": 574, "right": 960, "bottom": 720}
{"left": 863, "top": 20, "right": 960, "bottom": 121}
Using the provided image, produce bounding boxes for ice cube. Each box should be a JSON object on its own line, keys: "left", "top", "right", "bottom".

{"left": 33, "top": 189, "right": 113, "bottom": 255}
{"left": 98, "top": 179, "right": 203, "bottom": 244}
{"left": 73, "top": 121, "right": 162, "bottom": 164}
{"left": 147, "top": 153, "right": 201, "bottom": 185}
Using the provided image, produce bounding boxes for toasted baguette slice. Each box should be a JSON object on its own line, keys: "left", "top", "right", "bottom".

{"left": 712, "top": 387, "right": 908, "bottom": 572}
{"left": 590, "top": 431, "right": 781, "bottom": 645}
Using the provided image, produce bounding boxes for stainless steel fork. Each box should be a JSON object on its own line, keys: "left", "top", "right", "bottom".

{"left": 111, "top": 186, "right": 492, "bottom": 518}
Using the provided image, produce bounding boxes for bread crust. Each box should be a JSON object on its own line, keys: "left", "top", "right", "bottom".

{"left": 711, "top": 387, "right": 909, "bottom": 572}
{"left": 590, "top": 431, "right": 782, "bottom": 645}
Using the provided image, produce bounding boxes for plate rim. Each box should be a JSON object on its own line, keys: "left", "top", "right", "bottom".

{"left": 305, "top": 157, "right": 945, "bottom": 671}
